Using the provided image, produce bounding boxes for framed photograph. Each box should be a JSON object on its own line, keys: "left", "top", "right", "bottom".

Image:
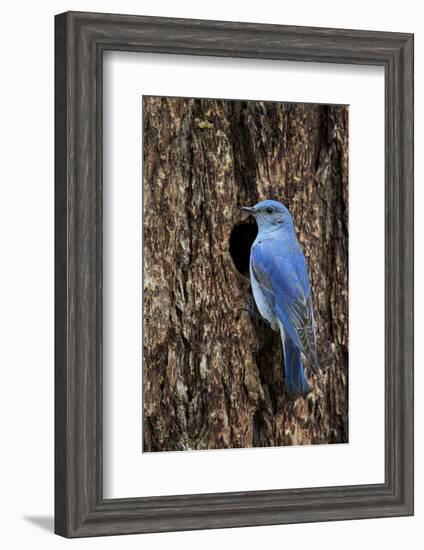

{"left": 55, "top": 11, "right": 414, "bottom": 538}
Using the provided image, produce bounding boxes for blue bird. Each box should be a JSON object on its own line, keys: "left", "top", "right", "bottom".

{"left": 239, "top": 199, "right": 319, "bottom": 395}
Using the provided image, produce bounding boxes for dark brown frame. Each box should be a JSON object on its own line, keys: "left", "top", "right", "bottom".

{"left": 55, "top": 11, "right": 414, "bottom": 538}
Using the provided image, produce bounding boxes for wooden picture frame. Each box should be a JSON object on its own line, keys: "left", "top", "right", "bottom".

{"left": 55, "top": 11, "right": 414, "bottom": 538}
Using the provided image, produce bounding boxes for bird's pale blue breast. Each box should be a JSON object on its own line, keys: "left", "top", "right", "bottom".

{"left": 249, "top": 260, "right": 278, "bottom": 330}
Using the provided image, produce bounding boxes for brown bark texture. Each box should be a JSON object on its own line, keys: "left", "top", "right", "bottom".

{"left": 143, "top": 96, "right": 348, "bottom": 452}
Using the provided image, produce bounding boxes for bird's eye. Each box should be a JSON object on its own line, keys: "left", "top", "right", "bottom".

{"left": 266, "top": 207, "right": 274, "bottom": 214}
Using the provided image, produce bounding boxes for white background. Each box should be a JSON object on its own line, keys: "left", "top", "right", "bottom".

{"left": 0, "top": 1, "right": 420, "bottom": 549}
{"left": 103, "top": 52, "right": 384, "bottom": 498}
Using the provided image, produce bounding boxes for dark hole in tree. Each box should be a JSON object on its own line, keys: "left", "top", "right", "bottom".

{"left": 229, "top": 221, "right": 258, "bottom": 277}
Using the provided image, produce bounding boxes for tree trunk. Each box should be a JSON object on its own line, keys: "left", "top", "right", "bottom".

{"left": 143, "top": 96, "right": 348, "bottom": 452}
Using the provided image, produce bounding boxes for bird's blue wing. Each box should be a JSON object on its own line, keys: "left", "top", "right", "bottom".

{"left": 251, "top": 240, "right": 318, "bottom": 371}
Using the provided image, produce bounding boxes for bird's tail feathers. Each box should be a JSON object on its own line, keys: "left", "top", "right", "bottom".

{"left": 283, "top": 337, "right": 311, "bottom": 396}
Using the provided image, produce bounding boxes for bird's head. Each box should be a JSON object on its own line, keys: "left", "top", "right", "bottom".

{"left": 238, "top": 199, "right": 293, "bottom": 232}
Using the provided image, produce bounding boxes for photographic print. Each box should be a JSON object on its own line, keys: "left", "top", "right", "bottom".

{"left": 142, "top": 96, "right": 348, "bottom": 452}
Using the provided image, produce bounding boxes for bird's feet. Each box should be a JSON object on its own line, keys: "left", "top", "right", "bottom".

{"left": 238, "top": 305, "right": 261, "bottom": 321}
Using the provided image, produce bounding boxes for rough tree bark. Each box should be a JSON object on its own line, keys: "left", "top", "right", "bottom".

{"left": 143, "top": 96, "right": 348, "bottom": 452}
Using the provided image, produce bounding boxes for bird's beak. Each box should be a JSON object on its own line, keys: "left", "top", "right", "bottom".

{"left": 238, "top": 205, "right": 257, "bottom": 214}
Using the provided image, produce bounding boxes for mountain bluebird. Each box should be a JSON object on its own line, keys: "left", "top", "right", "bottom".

{"left": 239, "top": 199, "right": 319, "bottom": 395}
